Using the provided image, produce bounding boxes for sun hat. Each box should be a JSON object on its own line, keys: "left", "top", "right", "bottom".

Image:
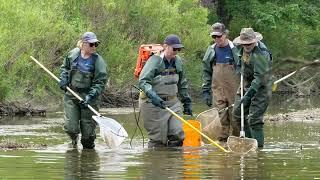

{"left": 233, "top": 28, "right": 263, "bottom": 44}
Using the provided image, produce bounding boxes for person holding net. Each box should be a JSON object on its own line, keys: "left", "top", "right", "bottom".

{"left": 231, "top": 28, "right": 272, "bottom": 148}
{"left": 59, "top": 32, "right": 108, "bottom": 149}
{"left": 201, "top": 22, "right": 238, "bottom": 143}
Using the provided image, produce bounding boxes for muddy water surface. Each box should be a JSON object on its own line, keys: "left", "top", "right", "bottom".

{"left": 1, "top": 95, "right": 320, "bottom": 179}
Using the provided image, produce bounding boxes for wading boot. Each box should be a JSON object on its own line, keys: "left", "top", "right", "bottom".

{"left": 68, "top": 134, "right": 79, "bottom": 149}
{"left": 167, "top": 140, "right": 183, "bottom": 147}
{"left": 252, "top": 128, "right": 264, "bottom": 148}
{"left": 81, "top": 135, "right": 96, "bottom": 149}
{"left": 244, "top": 126, "right": 252, "bottom": 138}
{"left": 148, "top": 140, "right": 166, "bottom": 148}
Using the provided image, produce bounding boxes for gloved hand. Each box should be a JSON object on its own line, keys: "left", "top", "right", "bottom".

{"left": 80, "top": 95, "right": 93, "bottom": 108}
{"left": 146, "top": 90, "right": 165, "bottom": 109}
{"left": 59, "top": 79, "right": 68, "bottom": 91}
{"left": 240, "top": 87, "right": 257, "bottom": 107}
{"left": 202, "top": 91, "right": 212, "bottom": 107}
{"left": 183, "top": 103, "right": 193, "bottom": 116}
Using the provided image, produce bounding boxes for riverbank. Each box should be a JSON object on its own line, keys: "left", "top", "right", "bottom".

{"left": 0, "top": 88, "right": 315, "bottom": 117}
{"left": 265, "top": 107, "right": 320, "bottom": 122}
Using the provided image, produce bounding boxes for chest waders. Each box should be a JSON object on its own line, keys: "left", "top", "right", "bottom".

{"left": 63, "top": 59, "right": 98, "bottom": 149}
{"left": 211, "top": 63, "right": 238, "bottom": 142}
{"left": 231, "top": 53, "right": 272, "bottom": 148}
{"left": 139, "top": 71, "right": 185, "bottom": 148}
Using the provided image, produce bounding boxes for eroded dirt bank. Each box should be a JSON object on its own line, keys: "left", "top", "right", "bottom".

{"left": 265, "top": 108, "right": 320, "bottom": 122}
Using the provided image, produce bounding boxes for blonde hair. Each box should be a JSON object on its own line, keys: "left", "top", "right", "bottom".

{"left": 77, "top": 40, "right": 83, "bottom": 48}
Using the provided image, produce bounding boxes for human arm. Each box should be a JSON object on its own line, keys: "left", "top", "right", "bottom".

{"left": 240, "top": 50, "right": 271, "bottom": 106}
{"left": 176, "top": 58, "right": 192, "bottom": 115}
{"left": 201, "top": 46, "right": 215, "bottom": 107}
{"left": 84, "top": 55, "right": 108, "bottom": 105}
{"left": 139, "top": 56, "right": 165, "bottom": 108}
{"left": 59, "top": 53, "right": 71, "bottom": 91}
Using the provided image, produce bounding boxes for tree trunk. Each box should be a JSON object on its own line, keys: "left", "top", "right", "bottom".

{"left": 215, "top": 0, "right": 232, "bottom": 27}
{"left": 200, "top": 0, "right": 232, "bottom": 27}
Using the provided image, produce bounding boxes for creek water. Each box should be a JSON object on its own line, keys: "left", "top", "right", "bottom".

{"left": 1, "top": 94, "right": 320, "bottom": 179}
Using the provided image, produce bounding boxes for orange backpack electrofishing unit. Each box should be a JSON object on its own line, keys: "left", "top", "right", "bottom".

{"left": 134, "top": 44, "right": 164, "bottom": 79}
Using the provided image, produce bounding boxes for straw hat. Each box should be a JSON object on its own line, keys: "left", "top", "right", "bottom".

{"left": 233, "top": 28, "right": 263, "bottom": 44}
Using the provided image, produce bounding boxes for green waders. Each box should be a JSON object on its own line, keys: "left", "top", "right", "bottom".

{"left": 232, "top": 87, "right": 269, "bottom": 147}
{"left": 63, "top": 70, "right": 99, "bottom": 149}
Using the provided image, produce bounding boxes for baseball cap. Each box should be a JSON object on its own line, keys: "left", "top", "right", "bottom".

{"left": 81, "top": 32, "right": 100, "bottom": 43}
{"left": 163, "top": 34, "right": 184, "bottom": 48}
{"left": 210, "top": 22, "right": 227, "bottom": 36}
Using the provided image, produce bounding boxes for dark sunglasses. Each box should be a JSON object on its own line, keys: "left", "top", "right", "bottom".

{"left": 212, "top": 35, "right": 222, "bottom": 39}
{"left": 89, "top": 42, "right": 99, "bottom": 47}
{"left": 242, "top": 43, "right": 253, "bottom": 46}
{"left": 173, "top": 48, "right": 182, "bottom": 52}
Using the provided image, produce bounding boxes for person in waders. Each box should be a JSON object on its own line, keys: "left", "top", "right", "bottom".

{"left": 139, "top": 34, "right": 192, "bottom": 148}
{"left": 59, "top": 32, "right": 108, "bottom": 149}
{"left": 201, "top": 22, "right": 239, "bottom": 143}
{"left": 232, "top": 28, "right": 272, "bottom": 148}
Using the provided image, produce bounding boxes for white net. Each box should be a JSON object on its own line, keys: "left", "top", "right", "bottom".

{"left": 92, "top": 116, "right": 128, "bottom": 149}
{"left": 196, "top": 108, "right": 222, "bottom": 143}
{"left": 227, "top": 136, "right": 258, "bottom": 154}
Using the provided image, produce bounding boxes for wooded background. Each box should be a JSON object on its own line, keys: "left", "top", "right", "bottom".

{"left": 1, "top": 0, "right": 320, "bottom": 105}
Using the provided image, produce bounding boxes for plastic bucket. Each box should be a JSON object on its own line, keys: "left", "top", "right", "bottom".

{"left": 183, "top": 120, "right": 201, "bottom": 147}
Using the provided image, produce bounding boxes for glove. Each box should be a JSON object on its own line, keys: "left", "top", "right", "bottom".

{"left": 146, "top": 90, "right": 165, "bottom": 109}
{"left": 59, "top": 79, "right": 68, "bottom": 91}
{"left": 240, "top": 87, "right": 257, "bottom": 107}
{"left": 183, "top": 103, "right": 193, "bottom": 116}
{"left": 80, "top": 95, "right": 93, "bottom": 108}
{"left": 202, "top": 91, "right": 212, "bottom": 107}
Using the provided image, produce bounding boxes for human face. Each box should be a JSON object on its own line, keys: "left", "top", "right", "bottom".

{"left": 164, "top": 45, "right": 181, "bottom": 60}
{"left": 212, "top": 34, "right": 227, "bottom": 47}
{"left": 82, "top": 41, "right": 98, "bottom": 55}
{"left": 242, "top": 42, "right": 256, "bottom": 53}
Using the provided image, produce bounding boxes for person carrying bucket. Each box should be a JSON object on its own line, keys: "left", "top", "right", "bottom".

{"left": 201, "top": 22, "right": 239, "bottom": 143}
{"left": 231, "top": 28, "right": 272, "bottom": 147}
{"left": 59, "top": 32, "right": 108, "bottom": 149}
{"left": 138, "top": 34, "right": 193, "bottom": 148}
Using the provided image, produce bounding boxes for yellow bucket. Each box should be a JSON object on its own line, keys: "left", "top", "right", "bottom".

{"left": 182, "top": 120, "right": 201, "bottom": 147}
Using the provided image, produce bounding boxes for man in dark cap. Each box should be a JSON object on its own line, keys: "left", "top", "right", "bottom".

{"left": 138, "top": 34, "right": 192, "bottom": 148}
{"left": 59, "top": 32, "right": 107, "bottom": 149}
{"left": 232, "top": 28, "right": 272, "bottom": 147}
{"left": 201, "top": 22, "right": 238, "bottom": 143}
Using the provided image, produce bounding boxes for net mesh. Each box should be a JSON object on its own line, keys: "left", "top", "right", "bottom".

{"left": 92, "top": 116, "right": 128, "bottom": 149}
{"left": 227, "top": 136, "right": 258, "bottom": 154}
{"left": 196, "top": 108, "right": 222, "bottom": 143}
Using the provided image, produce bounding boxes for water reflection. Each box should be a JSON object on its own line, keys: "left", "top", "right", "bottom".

{"left": 140, "top": 148, "right": 185, "bottom": 179}
{"left": 183, "top": 148, "right": 201, "bottom": 179}
{"left": 2, "top": 96, "right": 320, "bottom": 179}
{"left": 64, "top": 149, "right": 100, "bottom": 179}
{"left": 136, "top": 147, "right": 267, "bottom": 179}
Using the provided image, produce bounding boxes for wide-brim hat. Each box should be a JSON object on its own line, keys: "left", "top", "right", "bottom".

{"left": 233, "top": 28, "right": 263, "bottom": 44}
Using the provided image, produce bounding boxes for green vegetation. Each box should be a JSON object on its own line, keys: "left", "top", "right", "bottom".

{"left": 1, "top": 0, "right": 320, "bottom": 104}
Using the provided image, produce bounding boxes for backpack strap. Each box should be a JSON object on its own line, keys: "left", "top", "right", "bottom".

{"left": 257, "top": 41, "right": 272, "bottom": 61}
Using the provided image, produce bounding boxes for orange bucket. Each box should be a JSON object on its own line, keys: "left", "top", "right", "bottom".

{"left": 183, "top": 120, "right": 201, "bottom": 147}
